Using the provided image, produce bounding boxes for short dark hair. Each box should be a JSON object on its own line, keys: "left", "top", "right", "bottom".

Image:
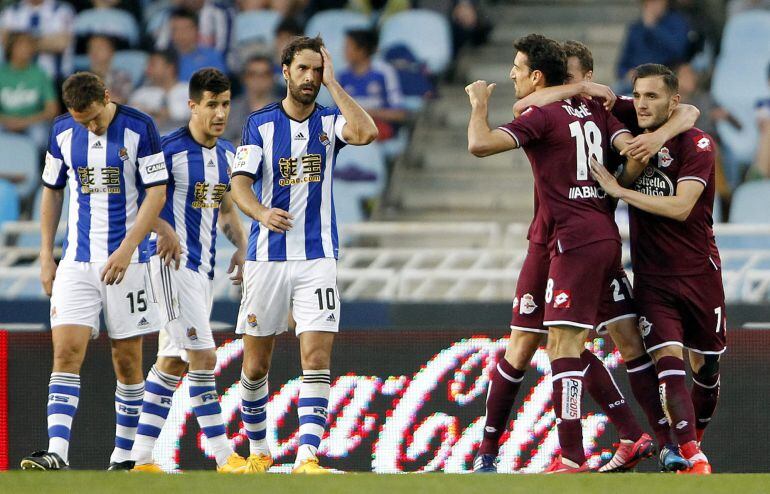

{"left": 170, "top": 7, "right": 198, "bottom": 27}
{"left": 281, "top": 35, "right": 324, "bottom": 67}
{"left": 275, "top": 17, "right": 302, "bottom": 37}
{"left": 245, "top": 54, "right": 273, "bottom": 69}
{"left": 150, "top": 48, "right": 178, "bottom": 68}
{"left": 346, "top": 29, "right": 378, "bottom": 57}
{"left": 4, "top": 30, "right": 33, "bottom": 56}
{"left": 62, "top": 72, "right": 107, "bottom": 111}
{"left": 513, "top": 34, "right": 567, "bottom": 87}
{"left": 189, "top": 68, "right": 231, "bottom": 101}
{"left": 633, "top": 63, "right": 678, "bottom": 94}
{"left": 563, "top": 40, "right": 593, "bottom": 73}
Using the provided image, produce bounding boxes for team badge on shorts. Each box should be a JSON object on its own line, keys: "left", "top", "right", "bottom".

{"left": 553, "top": 290, "right": 571, "bottom": 309}
{"left": 247, "top": 313, "right": 258, "bottom": 328}
{"left": 638, "top": 316, "right": 653, "bottom": 337}
{"left": 519, "top": 293, "right": 538, "bottom": 315}
{"left": 187, "top": 327, "right": 198, "bottom": 341}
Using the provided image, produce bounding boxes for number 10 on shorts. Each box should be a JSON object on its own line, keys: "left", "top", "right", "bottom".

{"left": 315, "top": 288, "right": 337, "bottom": 310}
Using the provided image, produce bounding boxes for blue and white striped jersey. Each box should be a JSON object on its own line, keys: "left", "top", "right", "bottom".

{"left": 154, "top": 127, "right": 235, "bottom": 279}
{"left": 42, "top": 104, "right": 168, "bottom": 263}
{"left": 232, "top": 102, "right": 347, "bottom": 262}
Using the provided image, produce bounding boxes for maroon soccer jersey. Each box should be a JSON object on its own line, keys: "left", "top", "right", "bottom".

{"left": 527, "top": 188, "right": 549, "bottom": 245}
{"left": 629, "top": 128, "right": 721, "bottom": 276}
{"left": 607, "top": 96, "right": 642, "bottom": 174}
{"left": 498, "top": 97, "right": 629, "bottom": 252}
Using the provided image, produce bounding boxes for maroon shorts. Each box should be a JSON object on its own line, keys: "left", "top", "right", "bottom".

{"left": 635, "top": 270, "right": 727, "bottom": 355}
{"left": 510, "top": 242, "right": 550, "bottom": 334}
{"left": 595, "top": 266, "right": 637, "bottom": 335}
{"left": 543, "top": 239, "right": 622, "bottom": 330}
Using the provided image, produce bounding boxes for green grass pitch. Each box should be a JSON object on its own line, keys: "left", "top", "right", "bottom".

{"left": 1, "top": 472, "right": 770, "bottom": 494}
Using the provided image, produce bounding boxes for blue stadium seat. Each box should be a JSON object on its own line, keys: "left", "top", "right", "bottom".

{"left": 0, "top": 178, "right": 20, "bottom": 225}
{"left": 333, "top": 141, "right": 386, "bottom": 224}
{"left": 74, "top": 8, "right": 140, "bottom": 47}
{"left": 711, "top": 11, "right": 770, "bottom": 168}
{"left": 379, "top": 10, "right": 451, "bottom": 75}
{"left": 234, "top": 10, "right": 282, "bottom": 49}
{"left": 304, "top": 10, "right": 371, "bottom": 70}
{"left": 0, "top": 132, "right": 39, "bottom": 199}
{"left": 113, "top": 50, "right": 149, "bottom": 86}
{"left": 17, "top": 187, "right": 70, "bottom": 248}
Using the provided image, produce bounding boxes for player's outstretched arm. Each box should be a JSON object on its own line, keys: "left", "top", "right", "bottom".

{"left": 230, "top": 175, "right": 293, "bottom": 233}
{"left": 621, "top": 104, "right": 700, "bottom": 163}
{"left": 512, "top": 81, "right": 616, "bottom": 117}
{"left": 589, "top": 157, "right": 704, "bottom": 221}
{"left": 101, "top": 184, "right": 166, "bottom": 285}
{"left": 321, "top": 46, "right": 378, "bottom": 145}
{"left": 466, "top": 80, "right": 517, "bottom": 157}
{"left": 39, "top": 186, "right": 64, "bottom": 297}
{"left": 218, "top": 192, "right": 248, "bottom": 285}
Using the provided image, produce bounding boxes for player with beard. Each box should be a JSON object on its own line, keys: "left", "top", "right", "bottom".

{"left": 590, "top": 63, "right": 724, "bottom": 475}
{"left": 230, "top": 36, "right": 378, "bottom": 474}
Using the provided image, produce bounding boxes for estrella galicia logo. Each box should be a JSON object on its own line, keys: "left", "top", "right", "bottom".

{"left": 634, "top": 166, "right": 674, "bottom": 197}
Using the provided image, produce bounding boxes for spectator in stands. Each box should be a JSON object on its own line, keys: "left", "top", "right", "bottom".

{"left": 415, "top": 0, "right": 492, "bottom": 55}
{"left": 226, "top": 55, "right": 278, "bottom": 143}
{"left": 751, "top": 64, "right": 770, "bottom": 179}
{"left": 153, "top": 0, "right": 234, "bottom": 55}
{"left": 0, "top": 0, "right": 75, "bottom": 82}
{"left": 128, "top": 49, "right": 189, "bottom": 134}
{"left": 616, "top": 0, "right": 691, "bottom": 91}
{"left": 349, "top": 0, "right": 409, "bottom": 22}
{"left": 0, "top": 31, "right": 58, "bottom": 150}
{"left": 168, "top": 8, "right": 228, "bottom": 81}
{"left": 72, "top": 0, "right": 140, "bottom": 52}
{"left": 338, "top": 29, "right": 408, "bottom": 142}
{"left": 86, "top": 34, "right": 133, "bottom": 103}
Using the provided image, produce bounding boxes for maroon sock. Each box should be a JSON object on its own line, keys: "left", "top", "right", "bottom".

{"left": 626, "top": 354, "right": 671, "bottom": 447}
{"left": 656, "top": 356, "right": 697, "bottom": 446}
{"left": 691, "top": 368, "right": 720, "bottom": 442}
{"left": 479, "top": 358, "right": 525, "bottom": 456}
{"left": 581, "top": 350, "right": 643, "bottom": 441}
{"left": 551, "top": 357, "right": 586, "bottom": 465}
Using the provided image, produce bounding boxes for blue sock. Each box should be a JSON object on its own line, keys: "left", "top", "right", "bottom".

{"left": 47, "top": 372, "right": 80, "bottom": 463}
{"left": 110, "top": 381, "right": 144, "bottom": 463}
{"left": 131, "top": 366, "right": 179, "bottom": 465}
{"left": 295, "top": 369, "right": 331, "bottom": 466}
{"left": 239, "top": 372, "right": 269, "bottom": 456}
{"left": 189, "top": 370, "right": 233, "bottom": 466}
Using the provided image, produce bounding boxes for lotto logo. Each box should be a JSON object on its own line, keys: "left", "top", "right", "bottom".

{"left": 553, "top": 290, "right": 570, "bottom": 308}
{"left": 694, "top": 135, "right": 712, "bottom": 152}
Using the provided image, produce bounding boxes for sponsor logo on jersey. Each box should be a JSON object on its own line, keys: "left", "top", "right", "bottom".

{"left": 187, "top": 327, "right": 198, "bottom": 341}
{"left": 234, "top": 146, "right": 250, "bottom": 169}
{"left": 294, "top": 132, "right": 307, "bottom": 141}
{"left": 146, "top": 162, "right": 166, "bottom": 174}
{"left": 247, "top": 313, "right": 258, "bottom": 328}
{"left": 561, "top": 378, "right": 582, "bottom": 420}
{"left": 634, "top": 166, "right": 674, "bottom": 197}
{"left": 91, "top": 140, "right": 103, "bottom": 149}
{"left": 568, "top": 185, "right": 606, "bottom": 200}
{"left": 638, "top": 316, "right": 653, "bottom": 337}
{"left": 553, "top": 290, "right": 571, "bottom": 309}
{"left": 693, "top": 135, "right": 712, "bottom": 152}
{"left": 657, "top": 147, "right": 673, "bottom": 168}
{"left": 206, "top": 159, "right": 215, "bottom": 167}
{"left": 519, "top": 293, "right": 538, "bottom": 315}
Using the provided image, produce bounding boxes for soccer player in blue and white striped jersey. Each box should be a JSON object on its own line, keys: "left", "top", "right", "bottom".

{"left": 230, "top": 36, "right": 378, "bottom": 474}
{"left": 130, "top": 68, "right": 250, "bottom": 474}
{"left": 21, "top": 72, "right": 168, "bottom": 471}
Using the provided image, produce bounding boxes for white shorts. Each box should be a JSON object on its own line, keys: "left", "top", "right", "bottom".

{"left": 236, "top": 258, "right": 340, "bottom": 337}
{"left": 151, "top": 256, "right": 216, "bottom": 357}
{"left": 50, "top": 260, "right": 161, "bottom": 339}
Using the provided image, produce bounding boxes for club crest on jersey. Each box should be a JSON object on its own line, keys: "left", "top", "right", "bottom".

{"left": 634, "top": 166, "right": 674, "bottom": 197}
{"left": 187, "top": 327, "right": 198, "bottom": 341}
{"left": 319, "top": 131, "right": 330, "bottom": 147}
{"left": 693, "top": 135, "right": 712, "bottom": 152}
{"left": 247, "top": 313, "right": 258, "bottom": 328}
{"left": 657, "top": 147, "right": 673, "bottom": 168}
{"left": 119, "top": 147, "right": 129, "bottom": 162}
{"left": 519, "top": 293, "right": 538, "bottom": 315}
{"left": 553, "top": 290, "right": 570, "bottom": 308}
{"left": 638, "top": 316, "right": 653, "bottom": 337}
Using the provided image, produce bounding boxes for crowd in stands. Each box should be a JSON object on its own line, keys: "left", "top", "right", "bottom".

{"left": 0, "top": 0, "right": 486, "bottom": 226}
{"left": 616, "top": 0, "right": 770, "bottom": 219}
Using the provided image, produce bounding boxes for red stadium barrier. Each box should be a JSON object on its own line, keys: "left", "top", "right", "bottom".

{"left": 0, "top": 330, "right": 8, "bottom": 470}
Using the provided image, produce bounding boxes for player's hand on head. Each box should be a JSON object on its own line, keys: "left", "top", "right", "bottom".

{"left": 228, "top": 249, "right": 245, "bottom": 285}
{"left": 321, "top": 46, "right": 335, "bottom": 86}
{"left": 622, "top": 133, "right": 665, "bottom": 164}
{"left": 465, "top": 80, "right": 495, "bottom": 106}
{"left": 101, "top": 244, "right": 134, "bottom": 285}
{"left": 39, "top": 255, "right": 57, "bottom": 297}
{"left": 589, "top": 157, "right": 622, "bottom": 198}
{"left": 259, "top": 207, "right": 294, "bottom": 233}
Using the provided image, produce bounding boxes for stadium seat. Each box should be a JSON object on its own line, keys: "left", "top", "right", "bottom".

{"left": 0, "top": 132, "right": 39, "bottom": 199}
{"left": 730, "top": 180, "right": 770, "bottom": 224}
{"left": 711, "top": 11, "right": 770, "bottom": 167}
{"left": 74, "top": 8, "right": 140, "bottom": 47}
{"left": 113, "top": 50, "right": 149, "bottom": 86}
{"left": 379, "top": 10, "right": 451, "bottom": 75}
{"left": 17, "top": 187, "right": 70, "bottom": 248}
{"left": 234, "top": 10, "right": 282, "bottom": 49}
{"left": 333, "top": 141, "right": 386, "bottom": 224}
{"left": 0, "top": 178, "right": 20, "bottom": 225}
{"left": 304, "top": 10, "right": 372, "bottom": 70}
